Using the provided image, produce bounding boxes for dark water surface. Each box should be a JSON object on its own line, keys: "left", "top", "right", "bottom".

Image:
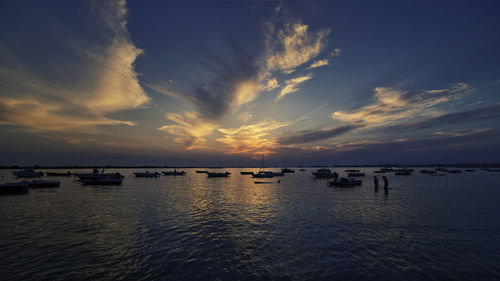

{"left": 1, "top": 168, "right": 500, "bottom": 280}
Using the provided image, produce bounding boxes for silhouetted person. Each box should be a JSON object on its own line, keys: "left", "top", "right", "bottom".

{"left": 382, "top": 176, "right": 389, "bottom": 191}
{"left": 374, "top": 176, "right": 379, "bottom": 191}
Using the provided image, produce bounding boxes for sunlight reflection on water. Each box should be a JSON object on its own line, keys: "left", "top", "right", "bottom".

{"left": 1, "top": 168, "right": 500, "bottom": 280}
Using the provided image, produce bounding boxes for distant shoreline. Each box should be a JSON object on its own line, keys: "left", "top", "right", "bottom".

{"left": 1, "top": 163, "right": 500, "bottom": 169}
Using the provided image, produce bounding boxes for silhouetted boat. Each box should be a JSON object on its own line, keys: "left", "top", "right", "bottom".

{"left": 207, "top": 172, "right": 230, "bottom": 177}
{"left": 420, "top": 169, "right": 437, "bottom": 174}
{"left": 240, "top": 171, "right": 254, "bottom": 175}
{"left": 347, "top": 172, "right": 365, "bottom": 177}
{"left": 395, "top": 169, "right": 412, "bottom": 175}
{"left": 45, "top": 171, "right": 72, "bottom": 176}
{"left": 161, "top": 169, "right": 186, "bottom": 176}
{"left": 0, "top": 182, "right": 29, "bottom": 195}
{"left": 12, "top": 169, "right": 44, "bottom": 178}
{"left": 23, "top": 180, "right": 60, "bottom": 188}
{"left": 281, "top": 168, "right": 295, "bottom": 173}
{"left": 80, "top": 177, "right": 123, "bottom": 185}
{"left": 134, "top": 171, "right": 160, "bottom": 178}
{"left": 254, "top": 181, "right": 273, "bottom": 184}
{"left": 196, "top": 170, "right": 208, "bottom": 173}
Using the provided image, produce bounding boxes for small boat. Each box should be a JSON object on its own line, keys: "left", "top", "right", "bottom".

{"left": 240, "top": 171, "right": 254, "bottom": 175}
{"left": 207, "top": 172, "right": 230, "bottom": 177}
{"left": 80, "top": 177, "right": 123, "bottom": 185}
{"left": 161, "top": 169, "right": 186, "bottom": 176}
{"left": 45, "top": 171, "right": 72, "bottom": 177}
{"left": 395, "top": 169, "right": 412, "bottom": 175}
{"left": 0, "top": 182, "right": 29, "bottom": 195}
{"left": 273, "top": 172, "right": 285, "bottom": 177}
{"left": 312, "top": 168, "right": 338, "bottom": 178}
{"left": 281, "top": 168, "right": 295, "bottom": 173}
{"left": 75, "top": 169, "right": 124, "bottom": 185}
{"left": 196, "top": 170, "right": 208, "bottom": 173}
{"left": 420, "top": 169, "right": 437, "bottom": 174}
{"left": 347, "top": 172, "right": 365, "bottom": 177}
{"left": 299, "top": 168, "right": 307, "bottom": 171}
{"left": 252, "top": 171, "right": 275, "bottom": 178}
{"left": 254, "top": 181, "right": 273, "bottom": 184}
{"left": 435, "top": 168, "right": 446, "bottom": 171}
{"left": 134, "top": 171, "right": 160, "bottom": 178}
{"left": 23, "top": 180, "right": 60, "bottom": 188}
{"left": 345, "top": 169, "right": 360, "bottom": 172}
{"left": 12, "top": 169, "right": 44, "bottom": 178}
{"left": 328, "top": 177, "right": 362, "bottom": 187}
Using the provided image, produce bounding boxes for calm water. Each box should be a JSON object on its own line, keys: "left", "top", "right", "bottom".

{"left": 1, "top": 168, "right": 500, "bottom": 280}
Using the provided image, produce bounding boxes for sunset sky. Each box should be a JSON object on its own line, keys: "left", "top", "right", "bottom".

{"left": 1, "top": 0, "right": 500, "bottom": 166}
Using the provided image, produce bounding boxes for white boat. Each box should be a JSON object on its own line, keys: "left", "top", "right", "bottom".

{"left": 12, "top": 169, "right": 44, "bottom": 178}
{"left": 312, "top": 168, "right": 338, "bottom": 178}
{"left": 76, "top": 169, "right": 124, "bottom": 185}
{"left": 252, "top": 171, "right": 275, "bottom": 178}
{"left": 0, "top": 182, "right": 30, "bottom": 194}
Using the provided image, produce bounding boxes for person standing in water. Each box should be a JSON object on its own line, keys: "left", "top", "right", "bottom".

{"left": 374, "top": 176, "right": 379, "bottom": 191}
{"left": 382, "top": 176, "right": 389, "bottom": 191}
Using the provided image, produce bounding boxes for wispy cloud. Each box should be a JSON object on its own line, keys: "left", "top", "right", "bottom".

{"left": 276, "top": 74, "right": 313, "bottom": 101}
{"left": 266, "top": 22, "right": 330, "bottom": 74}
{"left": 331, "top": 83, "right": 472, "bottom": 125}
{"left": 307, "top": 59, "right": 329, "bottom": 70}
{"left": 0, "top": 0, "right": 149, "bottom": 137}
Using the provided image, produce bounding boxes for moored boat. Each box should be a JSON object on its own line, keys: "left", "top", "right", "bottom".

{"left": 0, "top": 182, "right": 29, "bottom": 194}
{"left": 12, "top": 169, "right": 44, "bottom": 178}
{"left": 161, "top": 169, "right": 186, "bottom": 176}
{"left": 240, "top": 171, "right": 254, "bottom": 175}
{"left": 207, "top": 172, "right": 230, "bottom": 177}
{"left": 281, "top": 168, "right": 295, "bottom": 173}
{"left": 196, "top": 170, "right": 208, "bottom": 173}
{"left": 347, "top": 172, "right": 365, "bottom": 177}
{"left": 252, "top": 171, "right": 275, "bottom": 178}
{"left": 134, "top": 171, "right": 160, "bottom": 178}
{"left": 45, "top": 171, "right": 72, "bottom": 176}
{"left": 23, "top": 180, "right": 60, "bottom": 188}
{"left": 328, "top": 177, "right": 362, "bottom": 187}
{"left": 312, "top": 168, "right": 338, "bottom": 178}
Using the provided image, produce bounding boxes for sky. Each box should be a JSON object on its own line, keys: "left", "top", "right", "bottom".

{"left": 1, "top": 0, "right": 500, "bottom": 166}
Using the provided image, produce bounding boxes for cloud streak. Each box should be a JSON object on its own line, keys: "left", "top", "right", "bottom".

{"left": 0, "top": 0, "right": 149, "bottom": 137}
{"left": 279, "top": 124, "right": 363, "bottom": 145}
{"left": 276, "top": 74, "right": 313, "bottom": 101}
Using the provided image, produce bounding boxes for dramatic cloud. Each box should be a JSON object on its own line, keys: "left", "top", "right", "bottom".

{"left": 279, "top": 124, "right": 363, "bottom": 145}
{"left": 307, "top": 59, "right": 329, "bottom": 70}
{"left": 217, "top": 120, "right": 293, "bottom": 155}
{"left": 266, "top": 22, "right": 330, "bottom": 74}
{"left": 332, "top": 83, "right": 472, "bottom": 125}
{"left": 276, "top": 74, "right": 313, "bottom": 101}
{"left": 0, "top": 0, "right": 149, "bottom": 135}
{"left": 157, "top": 113, "right": 217, "bottom": 150}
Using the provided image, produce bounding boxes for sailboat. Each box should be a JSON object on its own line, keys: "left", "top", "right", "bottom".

{"left": 281, "top": 157, "right": 294, "bottom": 173}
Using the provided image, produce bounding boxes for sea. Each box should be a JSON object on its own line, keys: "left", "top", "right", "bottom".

{"left": 1, "top": 168, "right": 499, "bottom": 280}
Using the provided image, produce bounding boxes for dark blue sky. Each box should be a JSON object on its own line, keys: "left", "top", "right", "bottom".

{"left": 1, "top": 0, "right": 499, "bottom": 166}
